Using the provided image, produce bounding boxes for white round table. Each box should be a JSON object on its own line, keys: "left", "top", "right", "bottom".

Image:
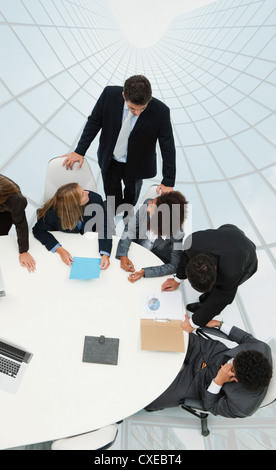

{"left": 0, "top": 232, "right": 188, "bottom": 449}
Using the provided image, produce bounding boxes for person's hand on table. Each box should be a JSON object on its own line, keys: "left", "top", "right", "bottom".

{"left": 56, "top": 246, "right": 74, "bottom": 266}
{"left": 128, "top": 269, "right": 145, "bottom": 283}
{"left": 100, "top": 254, "right": 110, "bottom": 270}
{"left": 120, "top": 256, "right": 135, "bottom": 272}
{"left": 161, "top": 277, "right": 180, "bottom": 292}
{"left": 61, "top": 152, "right": 84, "bottom": 170}
{"left": 19, "top": 252, "right": 36, "bottom": 272}
{"left": 181, "top": 314, "right": 195, "bottom": 333}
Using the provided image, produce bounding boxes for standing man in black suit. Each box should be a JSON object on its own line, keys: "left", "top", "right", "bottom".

{"left": 62, "top": 75, "right": 176, "bottom": 212}
{"left": 161, "top": 224, "right": 258, "bottom": 332}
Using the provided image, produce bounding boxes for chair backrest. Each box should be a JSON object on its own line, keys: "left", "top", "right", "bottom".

{"left": 138, "top": 184, "right": 160, "bottom": 205}
{"left": 51, "top": 424, "right": 118, "bottom": 450}
{"left": 44, "top": 156, "right": 97, "bottom": 202}
{"left": 137, "top": 185, "right": 186, "bottom": 237}
{"left": 260, "top": 353, "right": 276, "bottom": 408}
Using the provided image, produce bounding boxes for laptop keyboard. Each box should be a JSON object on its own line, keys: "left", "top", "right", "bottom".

{"left": 0, "top": 356, "right": 20, "bottom": 379}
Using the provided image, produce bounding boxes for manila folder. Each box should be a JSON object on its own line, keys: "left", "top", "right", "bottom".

{"left": 140, "top": 319, "right": 185, "bottom": 353}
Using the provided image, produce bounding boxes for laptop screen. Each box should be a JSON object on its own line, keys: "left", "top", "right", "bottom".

{"left": 0, "top": 341, "right": 32, "bottom": 364}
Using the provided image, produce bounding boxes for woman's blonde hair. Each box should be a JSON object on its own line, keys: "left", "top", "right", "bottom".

{"left": 37, "top": 183, "right": 84, "bottom": 230}
{"left": 0, "top": 175, "right": 21, "bottom": 205}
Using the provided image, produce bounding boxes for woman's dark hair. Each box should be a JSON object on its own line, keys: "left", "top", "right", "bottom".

{"left": 149, "top": 191, "right": 188, "bottom": 238}
{"left": 234, "top": 350, "right": 272, "bottom": 391}
{"left": 185, "top": 253, "right": 217, "bottom": 292}
{"left": 0, "top": 174, "right": 20, "bottom": 205}
{"left": 123, "top": 75, "right": 152, "bottom": 105}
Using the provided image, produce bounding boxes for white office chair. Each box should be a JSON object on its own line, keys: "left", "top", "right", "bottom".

{"left": 138, "top": 184, "right": 186, "bottom": 236}
{"left": 51, "top": 424, "right": 118, "bottom": 450}
{"left": 137, "top": 184, "right": 160, "bottom": 206}
{"left": 44, "top": 156, "right": 97, "bottom": 202}
{"left": 181, "top": 328, "right": 276, "bottom": 437}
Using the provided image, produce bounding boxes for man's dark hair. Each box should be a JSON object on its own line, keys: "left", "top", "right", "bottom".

{"left": 185, "top": 253, "right": 217, "bottom": 292}
{"left": 149, "top": 191, "right": 188, "bottom": 238}
{"left": 123, "top": 75, "right": 152, "bottom": 105}
{"left": 234, "top": 350, "right": 272, "bottom": 391}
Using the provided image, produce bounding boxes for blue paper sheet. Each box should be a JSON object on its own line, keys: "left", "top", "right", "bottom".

{"left": 69, "top": 257, "right": 101, "bottom": 280}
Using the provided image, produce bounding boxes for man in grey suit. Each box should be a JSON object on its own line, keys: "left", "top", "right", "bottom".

{"left": 116, "top": 191, "right": 188, "bottom": 282}
{"left": 145, "top": 319, "right": 272, "bottom": 419}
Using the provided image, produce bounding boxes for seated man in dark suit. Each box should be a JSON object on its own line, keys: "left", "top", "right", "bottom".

{"left": 62, "top": 75, "right": 176, "bottom": 212}
{"left": 145, "top": 319, "right": 272, "bottom": 419}
{"left": 116, "top": 191, "right": 188, "bottom": 282}
{"left": 161, "top": 224, "right": 258, "bottom": 332}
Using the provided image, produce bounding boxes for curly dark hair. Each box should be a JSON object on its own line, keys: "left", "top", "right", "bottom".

{"left": 185, "top": 253, "right": 217, "bottom": 293}
{"left": 234, "top": 350, "right": 272, "bottom": 391}
{"left": 148, "top": 191, "right": 188, "bottom": 238}
{"left": 123, "top": 75, "right": 152, "bottom": 105}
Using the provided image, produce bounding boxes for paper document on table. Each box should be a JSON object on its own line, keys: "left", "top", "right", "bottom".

{"left": 69, "top": 257, "right": 101, "bottom": 280}
{"left": 139, "top": 290, "right": 184, "bottom": 321}
{"left": 140, "top": 291, "right": 185, "bottom": 353}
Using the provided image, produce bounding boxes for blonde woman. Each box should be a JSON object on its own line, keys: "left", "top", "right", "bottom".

{"left": 0, "top": 174, "right": 36, "bottom": 272}
{"left": 32, "top": 183, "right": 112, "bottom": 269}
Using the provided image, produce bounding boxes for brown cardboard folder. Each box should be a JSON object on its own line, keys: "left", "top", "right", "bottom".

{"left": 141, "top": 319, "right": 185, "bottom": 352}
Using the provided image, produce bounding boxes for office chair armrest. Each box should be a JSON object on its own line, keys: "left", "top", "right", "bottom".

{"left": 182, "top": 398, "right": 207, "bottom": 412}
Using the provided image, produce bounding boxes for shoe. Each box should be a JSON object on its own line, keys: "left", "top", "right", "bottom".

{"left": 186, "top": 302, "right": 200, "bottom": 313}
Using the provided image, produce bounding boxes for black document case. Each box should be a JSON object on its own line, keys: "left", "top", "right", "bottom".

{"left": 82, "top": 335, "right": 119, "bottom": 365}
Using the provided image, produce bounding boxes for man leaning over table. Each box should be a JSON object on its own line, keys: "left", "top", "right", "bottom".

{"left": 161, "top": 224, "right": 258, "bottom": 333}
{"left": 61, "top": 75, "right": 176, "bottom": 213}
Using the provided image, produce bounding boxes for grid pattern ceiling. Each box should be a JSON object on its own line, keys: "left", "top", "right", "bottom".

{"left": 0, "top": 0, "right": 275, "bottom": 340}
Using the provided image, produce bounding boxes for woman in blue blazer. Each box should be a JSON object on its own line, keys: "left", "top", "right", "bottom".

{"left": 33, "top": 183, "right": 112, "bottom": 269}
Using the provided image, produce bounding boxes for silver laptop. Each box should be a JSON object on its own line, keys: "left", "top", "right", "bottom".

{"left": 0, "top": 339, "right": 32, "bottom": 394}
{"left": 0, "top": 268, "right": 5, "bottom": 297}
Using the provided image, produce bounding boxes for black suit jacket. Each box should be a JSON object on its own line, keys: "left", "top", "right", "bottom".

{"left": 32, "top": 191, "right": 112, "bottom": 255}
{"left": 0, "top": 176, "right": 29, "bottom": 253}
{"left": 75, "top": 86, "right": 176, "bottom": 186}
{"left": 176, "top": 224, "right": 257, "bottom": 326}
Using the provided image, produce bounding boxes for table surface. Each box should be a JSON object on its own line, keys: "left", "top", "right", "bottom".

{"left": 0, "top": 232, "right": 188, "bottom": 449}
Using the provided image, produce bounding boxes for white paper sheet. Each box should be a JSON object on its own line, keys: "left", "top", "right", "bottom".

{"left": 139, "top": 290, "right": 184, "bottom": 320}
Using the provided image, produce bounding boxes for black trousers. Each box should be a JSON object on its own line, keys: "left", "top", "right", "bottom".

{"left": 103, "top": 159, "right": 143, "bottom": 213}
{"left": 0, "top": 212, "right": 13, "bottom": 235}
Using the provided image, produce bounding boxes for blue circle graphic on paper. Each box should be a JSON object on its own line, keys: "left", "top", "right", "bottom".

{"left": 148, "top": 298, "right": 160, "bottom": 311}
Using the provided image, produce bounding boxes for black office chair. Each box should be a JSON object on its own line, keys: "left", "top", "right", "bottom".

{"left": 181, "top": 327, "right": 276, "bottom": 437}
